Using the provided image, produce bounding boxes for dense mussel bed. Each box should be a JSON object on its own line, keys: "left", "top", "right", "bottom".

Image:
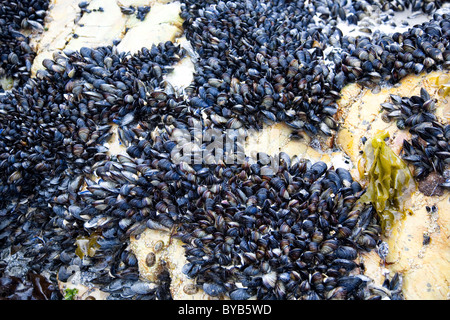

{"left": 0, "top": 0, "right": 50, "bottom": 91}
{"left": 0, "top": 0, "right": 449, "bottom": 300}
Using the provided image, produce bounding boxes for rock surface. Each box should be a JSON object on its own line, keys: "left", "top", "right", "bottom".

{"left": 24, "top": 0, "right": 450, "bottom": 300}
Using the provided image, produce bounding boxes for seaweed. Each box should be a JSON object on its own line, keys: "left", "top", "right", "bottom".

{"left": 427, "top": 73, "right": 450, "bottom": 97}
{"left": 359, "top": 131, "right": 416, "bottom": 234}
{"left": 75, "top": 233, "right": 100, "bottom": 259}
{"left": 63, "top": 288, "right": 78, "bottom": 300}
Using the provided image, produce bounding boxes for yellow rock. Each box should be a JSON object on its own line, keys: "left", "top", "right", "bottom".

{"left": 31, "top": 0, "right": 184, "bottom": 76}
{"left": 116, "top": 2, "right": 184, "bottom": 54}
{"left": 384, "top": 192, "right": 450, "bottom": 300}
{"left": 130, "top": 228, "right": 227, "bottom": 300}
{"left": 66, "top": 0, "right": 125, "bottom": 50}
{"left": 0, "top": 77, "right": 15, "bottom": 91}
{"left": 244, "top": 122, "right": 351, "bottom": 170}
{"left": 165, "top": 35, "right": 196, "bottom": 91}
{"left": 30, "top": 0, "right": 80, "bottom": 76}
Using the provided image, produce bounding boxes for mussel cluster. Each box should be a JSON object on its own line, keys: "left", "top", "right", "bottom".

{"left": 176, "top": 158, "right": 383, "bottom": 300}
{"left": 0, "top": 0, "right": 50, "bottom": 91}
{"left": 0, "top": 42, "right": 188, "bottom": 300}
{"left": 0, "top": 0, "right": 449, "bottom": 300}
{"left": 179, "top": 0, "right": 450, "bottom": 135}
{"left": 119, "top": 4, "right": 152, "bottom": 21}
{"left": 381, "top": 88, "right": 449, "bottom": 193}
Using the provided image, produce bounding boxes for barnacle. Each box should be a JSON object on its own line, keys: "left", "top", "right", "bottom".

{"left": 359, "top": 131, "right": 416, "bottom": 234}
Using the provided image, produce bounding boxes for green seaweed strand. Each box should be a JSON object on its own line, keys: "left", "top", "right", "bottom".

{"left": 64, "top": 288, "right": 78, "bottom": 300}
{"left": 360, "top": 131, "right": 416, "bottom": 234}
